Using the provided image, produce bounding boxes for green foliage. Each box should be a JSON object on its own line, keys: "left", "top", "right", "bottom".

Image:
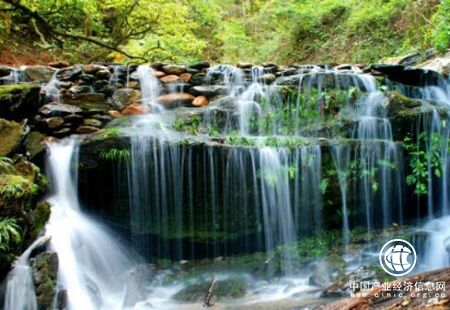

{"left": 99, "top": 148, "right": 131, "bottom": 161}
{"left": 0, "top": 218, "right": 21, "bottom": 252}
{"left": 0, "top": 174, "right": 38, "bottom": 200}
{"left": 0, "top": 157, "right": 14, "bottom": 174}
{"left": 403, "top": 132, "right": 444, "bottom": 195}
{"left": 173, "top": 116, "right": 200, "bottom": 135}
{"left": 102, "top": 128, "right": 121, "bottom": 138}
{"left": 433, "top": 0, "right": 450, "bottom": 51}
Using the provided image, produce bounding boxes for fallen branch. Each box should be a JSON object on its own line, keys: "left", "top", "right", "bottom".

{"left": 203, "top": 274, "right": 216, "bottom": 308}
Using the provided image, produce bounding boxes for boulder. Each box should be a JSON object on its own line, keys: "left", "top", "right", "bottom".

{"left": 371, "top": 64, "right": 444, "bottom": 87}
{"left": 419, "top": 53, "right": 450, "bottom": 77}
{"left": 23, "top": 65, "right": 56, "bottom": 82}
{"left": 261, "top": 73, "right": 276, "bottom": 84}
{"left": 189, "top": 61, "right": 210, "bottom": 70}
{"left": 63, "top": 113, "right": 84, "bottom": 125}
{"left": 156, "top": 93, "right": 195, "bottom": 107}
{"left": 0, "top": 119, "right": 22, "bottom": 156}
{"left": 68, "top": 85, "right": 91, "bottom": 94}
{"left": 31, "top": 251, "right": 59, "bottom": 310}
{"left": 25, "top": 131, "right": 46, "bottom": 159}
{"left": 62, "top": 93, "right": 109, "bottom": 112}
{"left": 39, "top": 103, "right": 83, "bottom": 116}
{"left": 44, "top": 117, "right": 64, "bottom": 129}
{"left": 0, "top": 83, "right": 42, "bottom": 120}
{"left": 161, "top": 64, "right": 186, "bottom": 75}
{"left": 53, "top": 128, "right": 72, "bottom": 138}
{"left": 160, "top": 75, "right": 180, "bottom": 84}
{"left": 237, "top": 62, "right": 252, "bottom": 69}
{"left": 48, "top": 61, "right": 70, "bottom": 69}
{"left": 190, "top": 85, "right": 228, "bottom": 98}
{"left": 112, "top": 88, "right": 141, "bottom": 110}
{"left": 122, "top": 103, "right": 150, "bottom": 115}
{"left": 0, "top": 65, "right": 12, "bottom": 77}
{"left": 108, "top": 110, "right": 123, "bottom": 118}
{"left": 152, "top": 71, "right": 166, "bottom": 78}
{"left": 76, "top": 126, "right": 99, "bottom": 134}
{"left": 56, "top": 66, "right": 82, "bottom": 81}
{"left": 81, "top": 64, "right": 106, "bottom": 75}
{"left": 180, "top": 73, "right": 192, "bottom": 82}
{"left": 309, "top": 260, "right": 333, "bottom": 287}
{"left": 84, "top": 118, "right": 103, "bottom": 128}
{"left": 95, "top": 69, "right": 112, "bottom": 80}
{"left": 192, "top": 96, "right": 209, "bottom": 107}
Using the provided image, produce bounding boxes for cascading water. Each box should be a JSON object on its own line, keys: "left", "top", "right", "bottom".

{"left": 137, "top": 65, "right": 162, "bottom": 112}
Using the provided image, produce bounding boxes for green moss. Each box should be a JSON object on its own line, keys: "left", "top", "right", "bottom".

{"left": 25, "top": 131, "right": 46, "bottom": 159}
{"left": 0, "top": 174, "right": 38, "bottom": 200}
{"left": 173, "top": 277, "right": 247, "bottom": 302}
{"left": 27, "top": 201, "right": 51, "bottom": 242}
{"left": 0, "top": 119, "right": 23, "bottom": 156}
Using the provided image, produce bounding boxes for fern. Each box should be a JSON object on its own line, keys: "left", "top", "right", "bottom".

{"left": 0, "top": 218, "right": 21, "bottom": 252}
{"left": 0, "top": 157, "right": 14, "bottom": 174}
{"left": 99, "top": 148, "right": 131, "bottom": 162}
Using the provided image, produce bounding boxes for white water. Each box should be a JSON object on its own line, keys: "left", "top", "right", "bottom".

{"left": 137, "top": 65, "right": 163, "bottom": 112}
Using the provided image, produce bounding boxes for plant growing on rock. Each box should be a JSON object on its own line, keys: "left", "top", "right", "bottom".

{"left": 99, "top": 148, "right": 131, "bottom": 162}
{"left": 0, "top": 157, "right": 14, "bottom": 174}
{"left": 0, "top": 217, "right": 21, "bottom": 252}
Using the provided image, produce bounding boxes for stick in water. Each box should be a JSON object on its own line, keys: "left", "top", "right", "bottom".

{"left": 203, "top": 273, "right": 216, "bottom": 307}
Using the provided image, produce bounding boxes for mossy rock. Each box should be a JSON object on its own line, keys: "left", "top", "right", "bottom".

{"left": 25, "top": 131, "right": 46, "bottom": 160}
{"left": 0, "top": 83, "right": 41, "bottom": 120}
{"left": 173, "top": 277, "right": 247, "bottom": 302}
{"left": 385, "top": 91, "right": 422, "bottom": 117}
{"left": 0, "top": 119, "right": 23, "bottom": 156}
{"left": 27, "top": 201, "right": 51, "bottom": 245}
{"left": 62, "top": 93, "right": 110, "bottom": 112}
{"left": 31, "top": 251, "right": 59, "bottom": 310}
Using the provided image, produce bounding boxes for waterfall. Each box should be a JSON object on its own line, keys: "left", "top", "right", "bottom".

{"left": 4, "top": 139, "right": 140, "bottom": 310}
{"left": 137, "top": 65, "right": 162, "bottom": 112}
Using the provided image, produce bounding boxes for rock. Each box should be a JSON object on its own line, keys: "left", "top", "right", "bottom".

{"left": 39, "top": 103, "right": 83, "bottom": 116}
{"left": 151, "top": 62, "right": 165, "bottom": 71}
{"left": 420, "top": 53, "right": 450, "bottom": 76}
{"left": 62, "top": 93, "right": 109, "bottom": 111}
{"left": 122, "top": 103, "right": 150, "bottom": 115}
{"left": 112, "top": 88, "right": 141, "bottom": 110}
{"left": 44, "top": 117, "right": 65, "bottom": 129}
{"left": 0, "top": 119, "right": 22, "bottom": 156}
{"left": 156, "top": 93, "right": 195, "bottom": 107}
{"left": 31, "top": 251, "right": 59, "bottom": 310}
{"left": 127, "top": 81, "right": 140, "bottom": 89}
{"left": 25, "top": 131, "right": 46, "bottom": 159}
{"left": 48, "top": 61, "right": 70, "bottom": 68}
{"left": 68, "top": 85, "right": 91, "bottom": 94}
{"left": 190, "top": 85, "right": 228, "bottom": 98}
{"left": 261, "top": 73, "right": 276, "bottom": 84}
{"left": 108, "top": 110, "right": 122, "bottom": 118}
{"left": 152, "top": 71, "right": 166, "bottom": 78}
{"left": 174, "top": 277, "right": 246, "bottom": 302}
{"left": 386, "top": 91, "right": 422, "bottom": 116}
{"left": 0, "top": 65, "right": 12, "bottom": 77}
{"left": 84, "top": 118, "right": 103, "bottom": 128}
{"left": 123, "top": 265, "right": 153, "bottom": 307}
{"left": 81, "top": 64, "right": 106, "bottom": 74}
{"left": 27, "top": 201, "right": 51, "bottom": 245}
{"left": 53, "top": 127, "right": 72, "bottom": 138}
{"left": 0, "top": 83, "right": 42, "bottom": 120}
{"left": 237, "top": 62, "right": 252, "bottom": 69}
{"left": 321, "top": 267, "right": 377, "bottom": 298}
{"left": 92, "top": 114, "right": 112, "bottom": 122}
{"left": 371, "top": 64, "right": 444, "bottom": 87}
{"left": 57, "top": 66, "right": 82, "bottom": 81}
{"left": 160, "top": 75, "right": 180, "bottom": 83}
{"left": 76, "top": 126, "right": 99, "bottom": 134}
{"left": 189, "top": 61, "right": 210, "bottom": 70}
{"left": 192, "top": 96, "right": 209, "bottom": 107}
{"left": 161, "top": 64, "right": 187, "bottom": 75}
{"left": 95, "top": 69, "right": 112, "bottom": 80}
{"left": 180, "top": 73, "right": 192, "bottom": 82}
{"left": 63, "top": 113, "right": 84, "bottom": 125}
{"left": 191, "top": 73, "right": 208, "bottom": 85}
{"left": 24, "top": 65, "right": 56, "bottom": 82}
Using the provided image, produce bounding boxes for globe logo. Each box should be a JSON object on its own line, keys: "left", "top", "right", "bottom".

{"left": 379, "top": 239, "right": 417, "bottom": 277}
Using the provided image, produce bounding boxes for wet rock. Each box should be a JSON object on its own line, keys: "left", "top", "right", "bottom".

{"left": 276, "top": 74, "right": 303, "bottom": 85}
{"left": 81, "top": 64, "right": 106, "bottom": 75}
{"left": 76, "top": 126, "right": 100, "bottom": 134}
{"left": 112, "top": 88, "right": 141, "bottom": 110}
{"left": 84, "top": 118, "right": 103, "bottom": 128}
{"left": 386, "top": 91, "right": 422, "bottom": 117}
{"left": 152, "top": 71, "right": 166, "bottom": 78}
{"left": 53, "top": 128, "right": 72, "bottom": 138}
{"left": 63, "top": 114, "right": 84, "bottom": 125}
{"left": 108, "top": 110, "right": 123, "bottom": 118}
{"left": 0, "top": 83, "right": 42, "bottom": 120}
{"left": 156, "top": 93, "right": 195, "bottom": 107}
{"left": 180, "top": 73, "right": 192, "bottom": 82}
{"left": 237, "top": 62, "right": 252, "bottom": 69}
{"left": 27, "top": 201, "right": 51, "bottom": 244}
{"left": 123, "top": 265, "right": 153, "bottom": 308}
{"left": 371, "top": 64, "right": 444, "bottom": 87}
{"left": 68, "top": 85, "right": 91, "bottom": 94}
{"left": 57, "top": 290, "right": 68, "bottom": 310}
{"left": 39, "top": 103, "right": 83, "bottom": 116}
{"left": 160, "top": 74, "right": 180, "bottom": 84}
{"left": 151, "top": 62, "right": 165, "bottom": 71}
{"left": 190, "top": 85, "right": 228, "bottom": 98}
{"left": 95, "top": 69, "right": 112, "bottom": 80}
{"left": 162, "top": 64, "right": 187, "bottom": 75}
{"left": 61, "top": 93, "right": 109, "bottom": 112}
{"left": 57, "top": 66, "right": 82, "bottom": 81}
{"left": 31, "top": 251, "right": 59, "bottom": 310}
{"left": 0, "top": 65, "right": 12, "bottom": 77}
{"left": 189, "top": 61, "right": 210, "bottom": 70}
{"left": 122, "top": 103, "right": 150, "bottom": 115}
{"left": 261, "top": 73, "right": 276, "bottom": 84}
{"left": 25, "top": 131, "right": 46, "bottom": 159}
{"left": 174, "top": 277, "right": 247, "bottom": 302}
{"left": 419, "top": 52, "right": 450, "bottom": 76}
{"left": 48, "top": 61, "right": 70, "bottom": 69}
{"left": 192, "top": 96, "right": 209, "bottom": 107}
{"left": 0, "top": 119, "right": 23, "bottom": 156}
{"left": 92, "top": 114, "right": 112, "bottom": 122}
{"left": 24, "top": 65, "right": 56, "bottom": 82}
{"left": 321, "top": 267, "right": 377, "bottom": 298}
{"left": 44, "top": 116, "right": 65, "bottom": 129}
